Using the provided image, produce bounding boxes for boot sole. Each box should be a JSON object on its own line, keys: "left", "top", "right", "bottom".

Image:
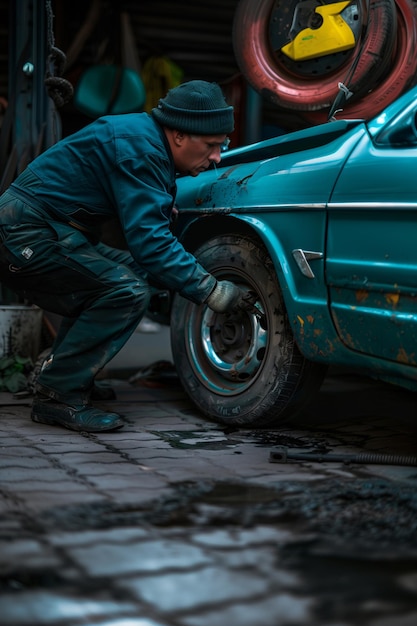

{"left": 31, "top": 406, "right": 124, "bottom": 433}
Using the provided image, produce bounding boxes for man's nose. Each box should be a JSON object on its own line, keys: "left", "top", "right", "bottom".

{"left": 209, "top": 147, "right": 222, "bottom": 164}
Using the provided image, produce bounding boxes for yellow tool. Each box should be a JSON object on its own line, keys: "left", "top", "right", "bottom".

{"left": 282, "top": 1, "right": 356, "bottom": 61}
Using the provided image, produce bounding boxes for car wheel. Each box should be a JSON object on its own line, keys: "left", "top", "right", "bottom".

{"left": 232, "top": 0, "right": 396, "bottom": 111}
{"left": 170, "top": 234, "right": 326, "bottom": 427}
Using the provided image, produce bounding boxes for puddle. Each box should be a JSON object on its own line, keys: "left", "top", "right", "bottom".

{"left": 240, "top": 430, "right": 331, "bottom": 449}
{"left": 152, "top": 429, "right": 243, "bottom": 449}
{"left": 154, "top": 428, "right": 338, "bottom": 453}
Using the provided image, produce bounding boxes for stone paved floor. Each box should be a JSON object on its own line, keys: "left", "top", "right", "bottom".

{"left": 0, "top": 371, "right": 416, "bottom": 626}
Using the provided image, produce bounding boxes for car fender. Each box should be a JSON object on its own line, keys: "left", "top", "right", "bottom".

{"left": 176, "top": 209, "right": 344, "bottom": 363}
{"left": 231, "top": 212, "right": 348, "bottom": 361}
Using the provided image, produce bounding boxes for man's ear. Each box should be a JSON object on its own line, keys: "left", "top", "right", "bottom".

{"left": 172, "top": 130, "right": 186, "bottom": 146}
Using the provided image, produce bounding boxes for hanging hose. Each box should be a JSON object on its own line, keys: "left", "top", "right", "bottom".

{"left": 44, "top": 0, "right": 74, "bottom": 108}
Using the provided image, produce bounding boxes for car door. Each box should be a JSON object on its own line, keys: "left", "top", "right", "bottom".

{"left": 327, "top": 104, "right": 417, "bottom": 367}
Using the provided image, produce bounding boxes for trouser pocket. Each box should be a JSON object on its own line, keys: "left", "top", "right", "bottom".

{"left": 0, "top": 222, "right": 101, "bottom": 314}
{"left": 0, "top": 220, "right": 148, "bottom": 317}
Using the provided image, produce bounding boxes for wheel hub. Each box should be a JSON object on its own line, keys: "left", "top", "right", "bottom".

{"left": 199, "top": 307, "right": 268, "bottom": 385}
{"left": 211, "top": 318, "right": 247, "bottom": 349}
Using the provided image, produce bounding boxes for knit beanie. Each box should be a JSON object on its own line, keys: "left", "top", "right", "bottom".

{"left": 152, "top": 80, "right": 234, "bottom": 135}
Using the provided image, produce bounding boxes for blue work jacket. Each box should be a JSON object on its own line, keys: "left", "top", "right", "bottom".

{"left": 10, "top": 113, "right": 216, "bottom": 304}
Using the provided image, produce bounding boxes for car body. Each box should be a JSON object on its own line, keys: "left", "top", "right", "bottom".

{"left": 166, "top": 84, "right": 417, "bottom": 427}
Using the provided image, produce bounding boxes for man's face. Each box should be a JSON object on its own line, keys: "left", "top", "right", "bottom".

{"left": 173, "top": 133, "right": 229, "bottom": 176}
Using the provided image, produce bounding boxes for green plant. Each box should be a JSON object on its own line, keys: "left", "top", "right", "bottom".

{"left": 0, "top": 355, "right": 33, "bottom": 393}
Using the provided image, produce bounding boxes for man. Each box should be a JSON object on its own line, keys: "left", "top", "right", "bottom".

{"left": 0, "top": 80, "right": 245, "bottom": 433}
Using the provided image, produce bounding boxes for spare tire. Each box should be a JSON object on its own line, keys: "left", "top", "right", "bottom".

{"left": 233, "top": 0, "right": 397, "bottom": 110}
{"left": 303, "top": 0, "right": 417, "bottom": 121}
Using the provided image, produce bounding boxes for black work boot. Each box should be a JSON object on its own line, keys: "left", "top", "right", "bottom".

{"left": 31, "top": 396, "right": 124, "bottom": 432}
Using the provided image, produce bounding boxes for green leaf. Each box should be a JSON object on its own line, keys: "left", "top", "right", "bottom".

{"left": 5, "top": 371, "right": 28, "bottom": 393}
{"left": 15, "top": 355, "right": 33, "bottom": 366}
{"left": 0, "top": 356, "right": 15, "bottom": 371}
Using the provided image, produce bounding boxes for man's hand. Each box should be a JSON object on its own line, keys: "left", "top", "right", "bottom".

{"left": 237, "top": 289, "right": 263, "bottom": 319}
{"left": 205, "top": 280, "right": 244, "bottom": 313}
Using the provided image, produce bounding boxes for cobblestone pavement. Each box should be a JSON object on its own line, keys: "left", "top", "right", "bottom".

{"left": 0, "top": 369, "right": 416, "bottom": 626}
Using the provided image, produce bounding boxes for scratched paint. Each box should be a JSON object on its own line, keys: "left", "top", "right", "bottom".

{"left": 396, "top": 347, "right": 417, "bottom": 365}
{"left": 386, "top": 293, "right": 400, "bottom": 307}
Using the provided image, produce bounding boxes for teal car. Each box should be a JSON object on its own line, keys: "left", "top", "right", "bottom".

{"left": 167, "top": 85, "right": 417, "bottom": 427}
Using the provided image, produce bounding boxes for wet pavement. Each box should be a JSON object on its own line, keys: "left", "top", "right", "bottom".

{"left": 0, "top": 366, "right": 417, "bottom": 626}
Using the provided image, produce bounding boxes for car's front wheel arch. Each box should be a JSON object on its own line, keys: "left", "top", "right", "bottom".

{"left": 178, "top": 213, "right": 292, "bottom": 300}
{"left": 177, "top": 213, "right": 263, "bottom": 255}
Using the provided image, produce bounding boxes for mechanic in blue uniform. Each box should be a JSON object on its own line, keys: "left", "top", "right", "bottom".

{"left": 0, "top": 80, "right": 245, "bottom": 433}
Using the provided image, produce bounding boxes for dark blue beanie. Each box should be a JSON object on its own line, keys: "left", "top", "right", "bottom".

{"left": 152, "top": 80, "right": 234, "bottom": 135}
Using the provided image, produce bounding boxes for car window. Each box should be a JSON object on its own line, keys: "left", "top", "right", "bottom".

{"left": 375, "top": 106, "right": 417, "bottom": 147}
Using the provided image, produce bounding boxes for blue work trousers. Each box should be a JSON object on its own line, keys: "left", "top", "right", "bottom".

{"left": 0, "top": 193, "right": 151, "bottom": 404}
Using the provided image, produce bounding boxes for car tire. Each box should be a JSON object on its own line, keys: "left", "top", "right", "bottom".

{"left": 170, "top": 234, "right": 326, "bottom": 427}
{"left": 303, "top": 0, "right": 417, "bottom": 121}
{"left": 232, "top": 0, "right": 397, "bottom": 111}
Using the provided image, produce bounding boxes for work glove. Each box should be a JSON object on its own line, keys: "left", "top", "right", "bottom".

{"left": 205, "top": 280, "right": 244, "bottom": 313}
